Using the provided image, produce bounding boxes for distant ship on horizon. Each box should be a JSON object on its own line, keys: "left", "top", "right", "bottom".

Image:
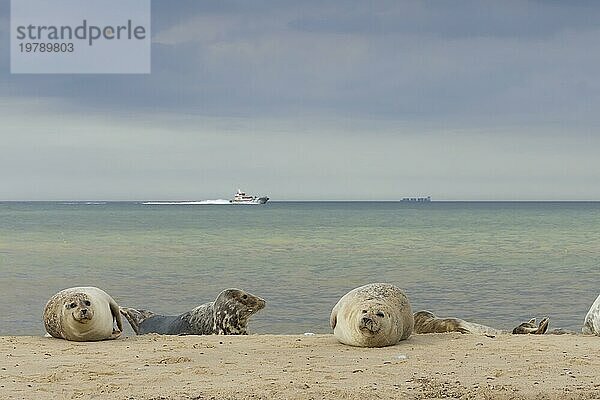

{"left": 141, "top": 189, "right": 269, "bottom": 205}
{"left": 229, "top": 189, "right": 269, "bottom": 205}
{"left": 400, "top": 196, "right": 431, "bottom": 203}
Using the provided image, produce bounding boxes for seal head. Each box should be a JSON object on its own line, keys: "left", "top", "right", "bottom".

{"left": 65, "top": 293, "right": 94, "bottom": 323}
{"left": 211, "top": 288, "right": 266, "bottom": 334}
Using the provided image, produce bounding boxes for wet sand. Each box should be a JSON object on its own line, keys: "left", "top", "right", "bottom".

{"left": 1, "top": 333, "right": 599, "bottom": 399}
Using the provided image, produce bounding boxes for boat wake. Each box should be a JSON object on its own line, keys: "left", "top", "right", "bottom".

{"left": 142, "top": 199, "right": 231, "bottom": 205}
{"left": 61, "top": 202, "right": 107, "bottom": 205}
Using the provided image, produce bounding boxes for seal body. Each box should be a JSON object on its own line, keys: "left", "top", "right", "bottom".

{"left": 330, "top": 283, "right": 413, "bottom": 347}
{"left": 43, "top": 287, "right": 123, "bottom": 341}
{"left": 120, "top": 288, "right": 265, "bottom": 335}
{"left": 414, "top": 310, "right": 549, "bottom": 336}
{"left": 582, "top": 294, "right": 600, "bottom": 335}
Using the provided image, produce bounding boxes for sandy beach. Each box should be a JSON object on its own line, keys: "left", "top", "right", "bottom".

{"left": 1, "top": 333, "right": 599, "bottom": 400}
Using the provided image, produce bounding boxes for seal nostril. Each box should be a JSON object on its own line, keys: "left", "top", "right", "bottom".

{"left": 362, "top": 317, "right": 371, "bottom": 324}
{"left": 81, "top": 309, "right": 87, "bottom": 315}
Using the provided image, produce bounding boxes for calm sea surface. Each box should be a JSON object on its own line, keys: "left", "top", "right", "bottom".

{"left": 0, "top": 201, "right": 598, "bottom": 335}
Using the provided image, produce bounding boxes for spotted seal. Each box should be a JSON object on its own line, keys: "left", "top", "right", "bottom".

{"left": 582, "top": 294, "right": 600, "bottom": 335}
{"left": 120, "top": 288, "right": 265, "bottom": 335}
{"left": 413, "top": 310, "right": 549, "bottom": 336}
{"left": 43, "top": 286, "right": 123, "bottom": 341}
{"left": 330, "top": 283, "right": 414, "bottom": 347}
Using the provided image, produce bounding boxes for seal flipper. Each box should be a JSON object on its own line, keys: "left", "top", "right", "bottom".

{"left": 109, "top": 299, "right": 124, "bottom": 338}
{"left": 120, "top": 307, "right": 156, "bottom": 335}
{"left": 330, "top": 307, "right": 338, "bottom": 330}
{"left": 534, "top": 317, "right": 549, "bottom": 334}
{"left": 512, "top": 317, "right": 548, "bottom": 334}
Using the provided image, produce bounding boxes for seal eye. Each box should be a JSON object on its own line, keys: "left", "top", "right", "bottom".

{"left": 69, "top": 302, "right": 77, "bottom": 309}
{"left": 376, "top": 312, "right": 385, "bottom": 318}
{"left": 242, "top": 294, "right": 248, "bottom": 300}
{"left": 362, "top": 310, "right": 367, "bottom": 314}
{"left": 83, "top": 300, "right": 91, "bottom": 306}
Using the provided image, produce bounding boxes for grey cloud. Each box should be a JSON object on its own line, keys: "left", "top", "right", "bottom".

{"left": 1, "top": 1, "right": 598, "bottom": 124}
{"left": 287, "top": 1, "right": 600, "bottom": 38}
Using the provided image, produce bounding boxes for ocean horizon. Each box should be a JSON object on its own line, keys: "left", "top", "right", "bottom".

{"left": 2, "top": 200, "right": 600, "bottom": 202}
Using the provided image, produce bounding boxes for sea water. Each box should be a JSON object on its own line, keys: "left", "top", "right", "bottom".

{"left": 0, "top": 201, "right": 598, "bottom": 335}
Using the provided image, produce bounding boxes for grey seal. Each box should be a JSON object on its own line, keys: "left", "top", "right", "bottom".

{"left": 120, "top": 288, "right": 265, "bottom": 335}
{"left": 413, "top": 310, "right": 549, "bottom": 336}
{"left": 330, "top": 283, "right": 414, "bottom": 347}
{"left": 43, "top": 286, "right": 123, "bottom": 341}
{"left": 583, "top": 294, "right": 600, "bottom": 335}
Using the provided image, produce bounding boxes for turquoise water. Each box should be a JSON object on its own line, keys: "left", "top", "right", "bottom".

{"left": 0, "top": 201, "right": 598, "bottom": 335}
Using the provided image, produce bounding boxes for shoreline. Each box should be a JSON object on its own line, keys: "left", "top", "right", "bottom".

{"left": 1, "top": 333, "right": 598, "bottom": 399}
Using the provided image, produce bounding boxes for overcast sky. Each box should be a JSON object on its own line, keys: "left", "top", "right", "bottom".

{"left": 1, "top": 1, "right": 599, "bottom": 200}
